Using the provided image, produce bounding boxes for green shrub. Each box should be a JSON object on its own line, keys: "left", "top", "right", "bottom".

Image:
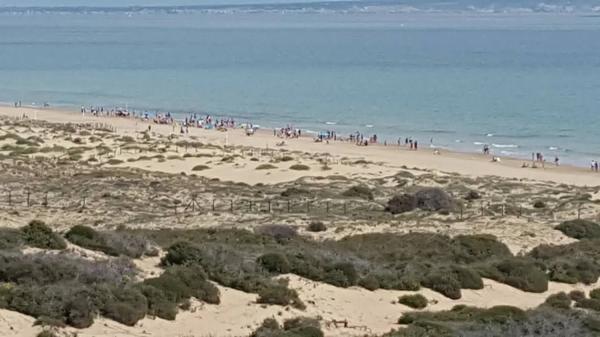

{"left": 590, "top": 288, "right": 600, "bottom": 300}
{"left": 0, "top": 228, "right": 24, "bottom": 249}
{"left": 37, "top": 331, "right": 58, "bottom": 337}
{"left": 398, "top": 294, "right": 428, "bottom": 309}
{"left": 106, "top": 159, "right": 123, "bottom": 165}
{"left": 258, "top": 253, "right": 291, "bottom": 274}
{"left": 358, "top": 275, "right": 380, "bottom": 291}
{"left": 422, "top": 271, "right": 462, "bottom": 299}
{"left": 192, "top": 165, "right": 210, "bottom": 171}
{"left": 66, "top": 225, "right": 152, "bottom": 258}
{"left": 280, "top": 156, "right": 295, "bottom": 162}
{"left": 530, "top": 241, "right": 600, "bottom": 284}
{"left": 545, "top": 292, "right": 572, "bottom": 309}
{"left": 575, "top": 298, "right": 600, "bottom": 312}
{"left": 255, "top": 225, "right": 297, "bottom": 242}
{"left": 101, "top": 287, "right": 148, "bottom": 326}
{"left": 342, "top": 185, "right": 374, "bottom": 200}
{"left": 281, "top": 187, "right": 310, "bottom": 198}
{"left": 452, "top": 234, "right": 512, "bottom": 263}
{"left": 137, "top": 285, "right": 177, "bottom": 320}
{"left": 556, "top": 220, "right": 600, "bottom": 239}
{"left": 161, "top": 241, "right": 204, "bottom": 266}
{"left": 533, "top": 200, "right": 547, "bottom": 209}
{"left": 289, "top": 164, "right": 310, "bottom": 171}
{"left": 323, "top": 262, "right": 358, "bottom": 287}
{"left": 257, "top": 281, "right": 305, "bottom": 310}
{"left": 570, "top": 290, "right": 586, "bottom": 302}
{"left": 306, "top": 221, "right": 327, "bottom": 232}
{"left": 477, "top": 258, "right": 548, "bottom": 293}
{"left": 451, "top": 265, "right": 484, "bottom": 290}
{"left": 21, "top": 220, "right": 66, "bottom": 250}
{"left": 256, "top": 164, "right": 278, "bottom": 170}
{"left": 385, "top": 194, "right": 417, "bottom": 214}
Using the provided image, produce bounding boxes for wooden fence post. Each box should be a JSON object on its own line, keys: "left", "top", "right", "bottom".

{"left": 230, "top": 200, "right": 234, "bottom": 212}
{"left": 287, "top": 200, "right": 291, "bottom": 213}
{"left": 343, "top": 202, "right": 347, "bottom": 215}
{"left": 326, "top": 201, "right": 330, "bottom": 214}
{"left": 306, "top": 201, "right": 310, "bottom": 213}
{"left": 26, "top": 190, "right": 30, "bottom": 207}
{"left": 268, "top": 200, "right": 271, "bottom": 213}
{"left": 44, "top": 192, "right": 48, "bottom": 207}
{"left": 212, "top": 199, "right": 216, "bottom": 212}
{"left": 7, "top": 190, "right": 11, "bottom": 206}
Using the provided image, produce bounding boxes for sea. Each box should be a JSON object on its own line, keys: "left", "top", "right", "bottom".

{"left": 1, "top": 10, "right": 599, "bottom": 166}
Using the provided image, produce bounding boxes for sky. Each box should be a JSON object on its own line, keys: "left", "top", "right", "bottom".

{"left": 0, "top": 0, "right": 328, "bottom": 6}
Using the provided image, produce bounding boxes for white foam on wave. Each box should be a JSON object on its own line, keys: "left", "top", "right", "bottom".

{"left": 473, "top": 141, "right": 485, "bottom": 145}
{"left": 492, "top": 143, "right": 518, "bottom": 148}
{"left": 325, "top": 121, "right": 337, "bottom": 125}
{"left": 455, "top": 139, "right": 463, "bottom": 143}
{"left": 548, "top": 146, "right": 559, "bottom": 151}
{"left": 486, "top": 133, "right": 494, "bottom": 137}
{"left": 365, "top": 124, "right": 374, "bottom": 128}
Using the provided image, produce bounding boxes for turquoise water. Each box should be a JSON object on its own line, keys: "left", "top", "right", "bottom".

{"left": 1, "top": 12, "right": 600, "bottom": 165}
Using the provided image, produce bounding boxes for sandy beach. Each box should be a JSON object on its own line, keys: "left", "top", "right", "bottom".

{"left": 1, "top": 105, "right": 599, "bottom": 187}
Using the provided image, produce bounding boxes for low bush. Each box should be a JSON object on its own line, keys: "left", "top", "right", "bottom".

{"left": 192, "top": 165, "right": 210, "bottom": 171}
{"left": 106, "top": 159, "right": 123, "bottom": 165}
{"left": 358, "top": 275, "right": 380, "bottom": 291}
{"left": 590, "top": 288, "right": 600, "bottom": 300}
{"left": 570, "top": 290, "right": 586, "bottom": 302}
{"left": 255, "top": 225, "right": 297, "bottom": 242}
{"left": 529, "top": 240, "right": 600, "bottom": 284}
{"left": 385, "top": 194, "right": 417, "bottom": 214}
{"left": 414, "top": 188, "right": 456, "bottom": 212}
{"left": 141, "top": 265, "right": 219, "bottom": 320}
{"left": 256, "top": 164, "right": 278, "bottom": 170}
{"left": 21, "top": 220, "right": 66, "bottom": 250}
{"left": 464, "top": 190, "right": 481, "bottom": 201}
{"left": 289, "top": 164, "right": 310, "bottom": 171}
{"left": 66, "top": 225, "right": 153, "bottom": 258}
{"left": 281, "top": 187, "right": 310, "bottom": 198}
{"left": 575, "top": 298, "right": 600, "bottom": 312}
{"left": 0, "top": 228, "right": 24, "bottom": 249}
{"left": 258, "top": 253, "right": 291, "bottom": 274}
{"left": 101, "top": 286, "right": 148, "bottom": 326}
{"left": 250, "top": 316, "right": 323, "bottom": 337}
{"left": 556, "top": 220, "right": 600, "bottom": 240}
{"left": 257, "top": 280, "right": 305, "bottom": 310}
{"left": 306, "top": 221, "right": 327, "bottom": 233}
{"left": 342, "top": 185, "right": 374, "bottom": 200}
{"left": 422, "top": 270, "right": 462, "bottom": 299}
{"left": 477, "top": 258, "right": 548, "bottom": 293}
{"left": 544, "top": 292, "right": 572, "bottom": 309}
{"left": 398, "top": 294, "right": 428, "bottom": 309}
{"left": 533, "top": 200, "right": 547, "bottom": 209}
{"left": 161, "top": 241, "right": 204, "bottom": 266}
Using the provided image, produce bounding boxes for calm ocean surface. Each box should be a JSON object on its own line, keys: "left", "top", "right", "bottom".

{"left": 1, "top": 12, "right": 599, "bottom": 166}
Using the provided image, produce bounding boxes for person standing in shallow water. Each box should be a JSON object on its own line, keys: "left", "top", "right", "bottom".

{"left": 414, "top": 141, "right": 418, "bottom": 150}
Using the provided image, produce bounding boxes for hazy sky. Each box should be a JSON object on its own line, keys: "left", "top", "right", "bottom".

{"left": 0, "top": 0, "right": 328, "bottom": 6}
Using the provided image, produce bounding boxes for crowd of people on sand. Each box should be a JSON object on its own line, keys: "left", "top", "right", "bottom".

{"left": 274, "top": 126, "right": 302, "bottom": 138}
{"left": 24, "top": 101, "right": 600, "bottom": 173}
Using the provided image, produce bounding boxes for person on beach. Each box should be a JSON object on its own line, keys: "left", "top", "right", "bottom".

{"left": 554, "top": 156, "right": 559, "bottom": 166}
